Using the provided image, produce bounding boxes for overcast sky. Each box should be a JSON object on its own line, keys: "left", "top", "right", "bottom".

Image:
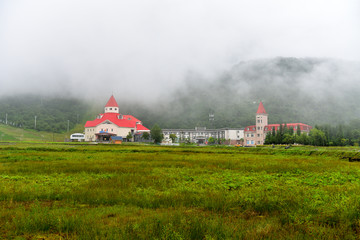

{"left": 0, "top": 0, "right": 359, "bottom": 100}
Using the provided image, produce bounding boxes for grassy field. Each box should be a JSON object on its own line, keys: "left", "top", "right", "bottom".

{"left": 0, "top": 124, "right": 81, "bottom": 142}
{"left": 1, "top": 143, "right": 360, "bottom": 239}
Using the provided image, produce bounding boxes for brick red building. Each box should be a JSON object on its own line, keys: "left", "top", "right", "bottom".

{"left": 244, "top": 102, "right": 312, "bottom": 146}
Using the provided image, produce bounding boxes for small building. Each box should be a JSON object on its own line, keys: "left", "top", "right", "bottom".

{"left": 84, "top": 95, "right": 150, "bottom": 142}
{"left": 110, "top": 136, "right": 123, "bottom": 144}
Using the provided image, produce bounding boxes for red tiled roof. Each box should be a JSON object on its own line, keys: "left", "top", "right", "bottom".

{"left": 84, "top": 113, "right": 149, "bottom": 131}
{"left": 136, "top": 124, "right": 150, "bottom": 131}
{"left": 256, "top": 102, "right": 267, "bottom": 114}
{"left": 105, "top": 95, "right": 119, "bottom": 107}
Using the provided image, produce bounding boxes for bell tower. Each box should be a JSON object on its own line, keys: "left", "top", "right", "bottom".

{"left": 104, "top": 95, "right": 119, "bottom": 113}
{"left": 255, "top": 101, "right": 268, "bottom": 145}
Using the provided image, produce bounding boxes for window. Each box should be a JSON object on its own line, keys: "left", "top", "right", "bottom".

{"left": 257, "top": 134, "right": 260, "bottom": 137}
{"left": 258, "top": 141, "right": 260, "bottom": 144}
{"left": 257, "top": 127, "right": 260, "bottom": 130}
{"left": 247, "top": 140, "right": 250, "bottom": 144}
{"left": 251, "top": 134, "right": 254, "bottom": 137}
{"left": 257, "top": 120, "right": 260, "bottom": 123}
{"left": 251, "top": 140, "right": 254, "bottom": 144}
{"left": 110, "top": 108, "right": 112, "bottom": 110}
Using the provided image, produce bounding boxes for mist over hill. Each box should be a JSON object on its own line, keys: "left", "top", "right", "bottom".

{"left": 1, "top": 58, "right": 359, "bottom": 132}
{"left": 123, "top": 57, "right": 360, "bottom": 129}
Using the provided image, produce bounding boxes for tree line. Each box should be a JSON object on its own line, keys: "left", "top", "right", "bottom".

{"left": 264, "top": 120, "right": 360, "bottom": 146}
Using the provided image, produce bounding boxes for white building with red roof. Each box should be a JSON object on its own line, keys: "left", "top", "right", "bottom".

{"left": 84, "top": 95, "right": 150, "bottom": 142}
{"left": 244, "top": 102, "right": 312, "bottom": 146}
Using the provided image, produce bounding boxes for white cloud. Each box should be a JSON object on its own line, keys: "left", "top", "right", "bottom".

{"left": 0, "top": 0, "right": 359, "bottom": 99}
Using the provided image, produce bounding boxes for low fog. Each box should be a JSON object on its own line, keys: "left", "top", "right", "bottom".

{"left": 0, "top": 0, "right": 359, "bottom": 102}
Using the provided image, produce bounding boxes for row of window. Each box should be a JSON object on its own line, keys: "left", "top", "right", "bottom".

{"left": 247, "top": 126, "right": 303, "bottom": 131}
{"left": 246, "top": 140, "right": 262, "bottom": 145}
{"left": 246, "top": 133, "right": 261, "bottom": 138}
{"left": 100, "top": 128, "right": 114, "bottom": 132}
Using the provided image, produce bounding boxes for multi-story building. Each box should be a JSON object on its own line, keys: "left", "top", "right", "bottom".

{"left": 244, "top": 102, "right": 312, "bottom": 146}
{"left": 162, "top": 127, "right": 244, "bottom": 145}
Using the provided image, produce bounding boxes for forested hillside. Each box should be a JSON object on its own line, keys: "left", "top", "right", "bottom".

{"left": 1, "top": 58, "right": 359, "bottom": 134}
{"left": 0, "top": 95, "right": 90, "bottom": 133}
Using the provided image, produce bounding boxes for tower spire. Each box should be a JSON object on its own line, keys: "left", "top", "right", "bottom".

{"left": 256, "top": 101, "right": 267, "bottom": 114}
{"left": 104, "top": 95, "right": 119, "bottom": 113}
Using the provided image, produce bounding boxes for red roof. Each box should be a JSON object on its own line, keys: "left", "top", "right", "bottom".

{"left": 105, "top": 95, "right": 119, "bottom": 108}
{"left": 244, "top": 125, "right": 256, "bottom": 132}
{"left": 136, "top": 124, "right": 149, "bottom": 131}
{"left": 84, "top": 113, "right": 149, "bottom": 131}
{"left": 256, "top": 102, "right": 267, "bottom": 114}
{"left": 244, "top": 123, "right": 312, "bottom": 132}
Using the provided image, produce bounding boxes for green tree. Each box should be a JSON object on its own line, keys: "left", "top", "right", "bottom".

{"left": 264, "top": 132, "right": 273, "bottom": 145}
{"left": 309, "top": 128, "right": 327, "bottom": 146}
{"left": 283, "top": 133, "right": 294, "bottom": 144}
{"left": 297, "top": 133, "right": 310, "bottom": 145}
{"left": 169, "top": 133, "right": 177, "bottom": 143}
{"left": 142, "top": 132, "right": 150, "bottom": 140}
{"left": 126, "top": 132, "right": 132, "bottom": 142}
{"left": 289, "top": 126, "right": 294, "bottom": 135}
{"left": 208, "top": 136, "right": 215, "bottom": 144}
{"left": 150, "top": 124, "right": 163, "bottom": 144}
{"left": 296, "top": 125, "right": 301, "bottom": 136}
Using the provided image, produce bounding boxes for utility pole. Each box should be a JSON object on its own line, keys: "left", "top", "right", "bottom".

{"left": 5, "top": 113, "right": 7, "bottom": 125}
{"left": 34, "top": 116, "right": 37, "bottom": 129}
{"left": 67, "top": 120, "right": 70, "bottom": 132}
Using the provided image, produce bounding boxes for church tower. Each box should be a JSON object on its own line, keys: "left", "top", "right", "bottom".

{"left": 255, "top": 101, "right": 268, "bottom": 145}
{"left": 104, "top": 95, "right": 119, "bottom": 113}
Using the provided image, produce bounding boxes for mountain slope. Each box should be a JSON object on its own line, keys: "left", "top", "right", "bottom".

{"left": 127, "top": 57, "right": 360, "bottom": 128}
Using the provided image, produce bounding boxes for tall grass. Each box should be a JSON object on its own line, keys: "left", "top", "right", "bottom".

{"left": 1, "top": 143, "right": 360, "bottom": 238}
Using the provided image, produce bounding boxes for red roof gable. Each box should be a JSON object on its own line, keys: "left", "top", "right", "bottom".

{"left": 256, "top": 102, "right": 267, "bottom": 114}
{"left": 105, "top": 95, "right": 119, "bottom": 108}
{"left": 84, "top": 113, "right": 149, "bottom": 131}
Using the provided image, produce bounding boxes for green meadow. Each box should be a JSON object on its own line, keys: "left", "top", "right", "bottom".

{"left": 1, "top": 143, "right": 360, "bottom": 239}
{"left": 0, "top": 124, "right": 73, "bottom": 142}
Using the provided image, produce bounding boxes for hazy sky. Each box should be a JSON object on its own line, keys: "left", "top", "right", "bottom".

{"left": 0, "top": 0, "right": 359, "bottom": 100}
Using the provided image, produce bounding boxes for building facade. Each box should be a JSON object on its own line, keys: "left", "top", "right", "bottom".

{"left": 163, "top": 127, "right": 244, "bottom": 145}
{"left": 84, "top": 95, "right": 150, "bottom": 142}
{"left": 244, "top": 102, "right": 312, "bottom": 146}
